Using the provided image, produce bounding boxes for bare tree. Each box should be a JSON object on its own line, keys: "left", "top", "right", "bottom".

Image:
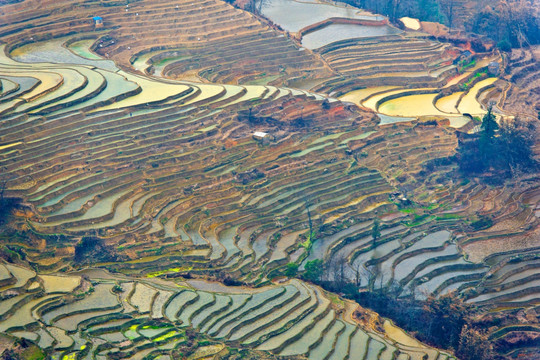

{"left": 247, "top": 0, "right": 271, "bottom": 15}
{"left": 326, "top": 254, "right": 347, "bottom": 288}
{"left": 389, "top": 0, "right": 403, "bottom": 21}
{"left": 353, "top": 260, "right": 363, "bottom": 287}
{"left": 364, "top": 263, "right": 379, "bottom": 291}
{"left": 371, "top": 218, "right": 380, "bottom": 246}
{"left": 0, "top": 178, "right": 6, "bottom": 203}
{"left": 440, "top": 0, "right": 456, "bottom": 28}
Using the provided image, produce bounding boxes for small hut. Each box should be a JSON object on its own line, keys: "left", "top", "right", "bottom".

{"left": 488, "top": 61, "right": 500, "bottom": 75}
{"left": 253, "top": 131, "right": 273, "bottom": 145}
{"left": 461, "top": 50, "right": 472, "bottom": 59}
{"left": 93, "top": 16, "right": 103, "bottom": 27}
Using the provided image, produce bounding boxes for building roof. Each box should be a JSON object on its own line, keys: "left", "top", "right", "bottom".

{"left": 93, "top": 16, "right": 103, "bottom": 21}
{"left": 253, "top": 131, "right": 268, "bottom": 138}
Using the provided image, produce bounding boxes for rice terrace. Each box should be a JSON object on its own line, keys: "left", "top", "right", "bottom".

{"left": 0, "top": 0, "right": 538, "bottom": 359}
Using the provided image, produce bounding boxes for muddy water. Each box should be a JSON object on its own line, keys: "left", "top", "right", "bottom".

{"left": 340, "top": 86, "right": 399, "bottom": 106}
{"left": 447, "top": 116, "right": 471, "bottom": 128}
{"left": 68, "top": 39, "right": 103, "bottom": 60}
{"left": 11, "top": 38, "right": 117, "bottom": 71}
{"left": 131, "top": 51, "right": 157, "bottom": 73}
{"left": 457, "top": 77, "right": 497, "bottom": 115}
{"left": 435, "top": 91, "right": 463, "bottom": 113}
{"left": 261, "top": 0, "right": 383, "bottom": 32}
{"left": 362, "top": 88, "right": 408, "bottom": 110}
{"left": 378, "top": 93, "right": 447, "bottom": 117}
{"left": 377, "top": 114, "right": 416, "bottom": 125}
{"left": 98, "top": 71, "right": 191, "bottom": 110}
{"left": 302, "top": 23, "right": 401, "bottom": 49}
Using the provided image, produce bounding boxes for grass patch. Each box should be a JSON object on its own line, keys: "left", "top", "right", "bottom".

{"left": 328, "top": 293, "right": 344, "bottom": 307}
{"left": 153, "top": 331, "right": 178, "bottom": 342}
{"left": 301, "top": 238, "right": 311, "bottom": 249}
{"left": 146, "top": 267, "right": 191, "bottom": 278}
{"left": 406, "top": 214, "right": 436, "bottom": 227}
{"left": 459, "top": 58, "right": 476, "bottom": 72}
{"left": 21, "top": 346, "right": 45, "bottom": 360}
{"left": 461, "top": 70, "right": 487, "bottom": 90}
{"left": 399, "top": 208, "right": 415, "bottom": 214}
{"left": 435, "top": 213, "right": 463, "bottom": 220}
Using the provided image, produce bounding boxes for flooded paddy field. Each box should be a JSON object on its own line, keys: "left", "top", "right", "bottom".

{"left": 0, "top": 0, "right": 535, "bottom": 359}
{"left": 261, "top": 0, "right": 383, "bottom": 33}
{"left": 302, "top": 23, "right": 401, "bottom": 49}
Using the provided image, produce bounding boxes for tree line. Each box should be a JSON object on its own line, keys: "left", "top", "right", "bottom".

{"left": 317, "top": 0, "right": 539, "bottom": 48}
{"left": 456, "top": 107, "right": 538, "bottom": 182}
{"left": 286, "top": 256, "right": 498, "bottom": 360}
{"left": 232, "top": 0, "right": 538, "bottom": 49}
{"left": 468, "top": 1, "right": 539, "bottom": 49}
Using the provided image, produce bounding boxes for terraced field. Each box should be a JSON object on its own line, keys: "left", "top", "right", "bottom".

{"left": 321, "top": 37, "right": 501, "bottom": 124}
{"left": 500, "top": 46, "right": 540, "bottom": 118}
{"left": 256, "top": 0, "right": 504, "bottom": 126}
{"left": 0, "top": 0, "right": 539, "bottom": 359}
{"left": 0, "top": 0, "right": 330, "bottom": 86}
{"left": 0, "top": 265, "right": 457, "bottom": 360}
